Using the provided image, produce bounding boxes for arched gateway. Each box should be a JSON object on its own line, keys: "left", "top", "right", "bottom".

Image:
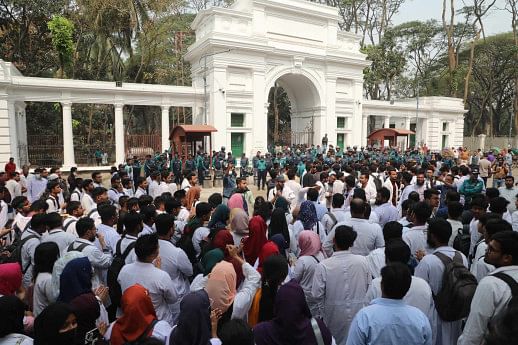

{"left": 185, "top": 0, "right": 369, "bottom": 155}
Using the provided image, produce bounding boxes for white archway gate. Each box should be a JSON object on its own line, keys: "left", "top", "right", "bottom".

{"left": 185, "top": 0, "right": 369, "bottom": 155}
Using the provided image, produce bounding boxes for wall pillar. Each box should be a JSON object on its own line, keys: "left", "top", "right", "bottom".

{"left": 405, "top": 117, "right": 411, "bottom": 130}
{"left": 478, "top": 134, "right": 486, "bottom": 151}
{"left": 361, "top": 115, "right": 368, "bottom": 147}
{"left": 253, "top": 70, "right": 267, "bottom": 153}
{"left": 61, "top": 102, "right": 75, "bottom": 168}
{"left": 114, "top": 103, "right": 125, "bottom": 164}
{"left": 15, "top": 103, "right": 28, "bottom": 166}
{"left": 384, "top": 115, "right": 391, "bottom": 129}
{"left": 161, "top": 105, "right": 170, "bottom": 153}
{"left": 351, "top": 81, "right": 363, "bottom": 146}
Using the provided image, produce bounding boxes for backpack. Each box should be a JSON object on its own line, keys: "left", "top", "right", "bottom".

{"left": 325, "top": 212, "right": 337, "bottom": 230}
{"left": 87, "top": 208, "right": 98, "bottom": 219}
{"left": 123, "top": 320, "right": 158, "bottom": 345}
{"left": 107, "top": 238, "right": 136, "bottom": 308}
{"left": 7, "top": 233, "right": 39, "bottom": 273}
{"left": 433, "top": 251, "right": 478, "bottom": 321}
{"left": 63, "top": 219, "right": 78, "bottom": 233}
{"left": 370, "top": 174, "right": 382, "bottom": 191}
{"left": 67, "top": 242, "right": 90, "bottom": 253}
{"left": 453, "top": 224, "right": 471, "bottom": 259}
{"left": 486, "top": 272, "right": 518, "bottom": 340}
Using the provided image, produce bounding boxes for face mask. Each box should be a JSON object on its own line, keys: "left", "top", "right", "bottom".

{"left": 55, "top": 328, "right": 77, "bottom": 345}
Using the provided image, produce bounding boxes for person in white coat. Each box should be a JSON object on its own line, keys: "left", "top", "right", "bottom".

{"left": 415, "top": 218, "right": 469, "bottom": 345}
{"left": 118, "top": 233, "right": 177, "bottom": 325}
{"left": 359, "top": 172, "right": 377, "bottom": 205}
{"left": 311, "top": 225, "right": 372, "bottom": 345}
{"left": 458, "top": 230, "right": 518, "bottom": 345}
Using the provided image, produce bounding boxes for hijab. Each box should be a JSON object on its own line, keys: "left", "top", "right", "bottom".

{"left": 34, "top": 302, "right": 76, "bottom": 345}
{"left": 298, "top": 230, "right": 322, "bottom": 257}
{"left": 69, "top": 293, "right": 100, "bottom": 345}
{"left": 111, "top": 284, "right": 156, "bottom": 345}
{"left": 51, "top": 252, "right": 86, "bottom": 301}
{"left": 254, "top": 280, "right": 333, "bottom": 345}
{"left": 169, "top": 290, "right": 211, "bottom": 345}
{"left": 208, "top": 204, "right": 230, "bottom": 230}
{"left": 201, "top": 249, "right": 224, "bottom": 276}
{"left": 274, "top": 197, "right": 290, "bottom": 214}
{"left": 257, "top": 241, "right": 280, "bottom": 275}
{"left": 0, "top": 295, "right": 25, "bottom": 337}
{"left": 0, "top": 263, "right": 22, "bottom": 296}
{"left": 205, "top": 261, "right": 236, "bottom": 314}
{"left": 269, "top": 208, "right": 291, "bottom": 247}
{"left": 270, "top": 234, "right": 288, "bottom": 258}
{"left": 227, "top": 193, "right": 245, "bottom": 211}
{"left": 243, "top": 215, "right": 267, "bottom": 265}
{"left": 299, "top": 201, "right": 318, "bottom": 230}
{"left": 185, "top": 187, "right": 201, "bottom": 211}
{"left": 230, "top": 208, "right": 249, "bottom": 235}
{"left": 211, "top": 230, "right": 245, "bottom": 287}
{"left": 57, "top": 257, "right": 92, "bottom": 303}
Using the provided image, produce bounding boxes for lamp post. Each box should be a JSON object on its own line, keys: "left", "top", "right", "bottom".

{"left": 415, "top": 78, "right": 420, "bottom": 148}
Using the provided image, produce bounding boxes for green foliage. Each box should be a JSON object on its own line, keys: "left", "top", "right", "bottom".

{"left": 48, "top": 16, "right": 74, "bottom": 77}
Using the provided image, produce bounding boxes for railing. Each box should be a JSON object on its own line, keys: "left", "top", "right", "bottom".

{"left": 27, "top": 135, "right": 63, "bottom": 167}
{"left": 125, "top": 134, "right": 162, "bottom": 159}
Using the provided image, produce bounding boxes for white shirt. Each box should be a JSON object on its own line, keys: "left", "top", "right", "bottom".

{"left": 321, "top": 208, "right": 348, "bottom": 234}
{"left": 402, "top": 225, "right": 428, "bottom": 255}
{"left": 107, "top": 188, "right": 124, "bottom": 205}
{"left": 447, "top": 219, "right": 464, "bottom": 247}
{"left": 41, "top": 228, "right": 76, "bottom": 255}
{"left": 458, "top": 266, "right": 518, "bottom": 345}
{"left": 5, "top": 179, "right": 21, "bottom": 198}
{"left": 361, "top": 182, "right": 377, "bottom": 205}
{"left": 177, "top": 207, "right": 190, "bottom": 223}
{"left": 33, "top": 272, "right": 53, "bottom": 317}
{"left": 323, "top": 218, "right": 384, "bottom": 257}
{"left": 365, "top": 276, "right": 434, "bottom": 321}
{"left": 0, "top": 200, "right": 8, "bottom": 229}
{"left": 470, "top": 240, "right": 494, "bottom": 282}
{"left": 81, "top": 193, "right": 95, "bottom": 214}
{"left": 267, "top": 185, "right": 296, "bottom": 206}
{"left": 365, "top": 247, "right": 385, "bottom": 278}
{"left": 119, "top": 234, "right": 138, "bottom": 264}
{"left": 70, "top": 188, "right": 82, "bottom": 202}
{"left": 96, "top": 224, "right": 121, "bottom": 254}
{"left": 415, "top": 246, "right": 469, "bottom": 345}
{"left": 45, "top": 195, "right": 60, "bottom": 214}
{"left": 292, "top": 252, "right": 325, "bottom": 315}
{"left": 292, "top": 220, "right": 326, "bottom": 246}
{"left": 311, "top": 250, "right": 371, "bottom": 345}
{"left": 158, "top": 239, "right": 192, "bottom": 298}
{"left": 149, "top": 180, "right": 160, "bottom": 199}
{"left": 372, "top": 202, "right": 399, "bottom": 228}
{"left": 0, "top": 334, "right": 33, "bottom": 345}
{"left": 20, "top": 229, "right": 41, "bottom": 288}
{"left": 192, "top": 226, "right": 210, "bottom": 257}
{"left": 134, "top": 187, "right": 147, "bottom": 198}
{"left": 285, "top": 180, "right": 302, "bottom": 204}
{"left": 63, "top": 216, "right": 79, "bottom": 237}
{"left": 118, "top": 261, "right": 178, "bottom": 325}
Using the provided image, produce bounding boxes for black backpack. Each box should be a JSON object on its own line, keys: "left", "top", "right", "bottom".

{"left": 453, "top": 224, "right": 471, "bottom": 258}
{"left": 7, "top": 232, "right": 39, "bottom": 273}
{"left": 433, "top": 251, "right": 478, "bottom": 321}
{"left": 486, "top": 272, "right": 518, "bottom": 342}
{"left": 370, "top": 174, "right": 382, "bottom": 191}
{"left": 107, "top": 237, "right": 136, "bottom": 308}
{"left": 67, "top": 242, "right": 90, "bottom": 253}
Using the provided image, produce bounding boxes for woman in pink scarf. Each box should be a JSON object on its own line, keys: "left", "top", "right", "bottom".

{"left": 227, "top": 194, "right": 245, "bottom": 211}
{"left": 292, "top": 230, "right": 325, "bottom": 315}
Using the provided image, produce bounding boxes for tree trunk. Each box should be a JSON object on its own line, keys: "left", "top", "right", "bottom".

{"left": 463, "top": 30, "right": 480, "bottom": 106}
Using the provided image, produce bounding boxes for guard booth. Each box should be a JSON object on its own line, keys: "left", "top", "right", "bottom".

{"left": 368, "top": 128, "right": 415, "bottom": 150}
{"left": 169, "top": 125, "right": 217, "bottom": 187}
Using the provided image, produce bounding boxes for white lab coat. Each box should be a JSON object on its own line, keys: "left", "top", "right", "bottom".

{"left": 311, "top": 250, "right": 371, "bottom": 345}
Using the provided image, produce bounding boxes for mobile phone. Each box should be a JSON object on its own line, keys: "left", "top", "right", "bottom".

{"left": 85, "top": 328, "right": 100, "bottom": 345}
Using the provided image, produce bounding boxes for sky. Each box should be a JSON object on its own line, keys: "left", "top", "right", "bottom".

{"left": 393, "top": 0, "right": 513, "bottom": 35}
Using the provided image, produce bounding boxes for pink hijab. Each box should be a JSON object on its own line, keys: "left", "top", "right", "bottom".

{"left": 0, "top": 263, "right": 22, "bottom": 296}
{"left": 298, "top": 230, "right": 323, "bottom": 257}
{"left": 205, "top": 261, "right": 237, "bottom": 313}
{"left": 227, "top": 194, "right": 244, "bottom": 211}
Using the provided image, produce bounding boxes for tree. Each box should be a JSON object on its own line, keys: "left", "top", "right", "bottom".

{"left": 48, "top": 16, "right": 74, "bottom": 78}
{"left": 505, "top": 0, "right": 518, "bottom": 145}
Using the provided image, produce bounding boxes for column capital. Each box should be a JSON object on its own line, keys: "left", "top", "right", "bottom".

{"left": 161, "top": 105, "right": 171, "bottom": 111}
{"left": 114, "top": 103, "right": 124, "bottom": 110}
{"left": 61, "top": 101, "right": 72, "bottom": 108}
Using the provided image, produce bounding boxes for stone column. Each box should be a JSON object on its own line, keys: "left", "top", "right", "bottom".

{"left": 361, "top": 115, "right": 368, "bottom": 147}
{"left": 478, "top": 134, "right": 486, "bottom": 152}
{"left": 161, "top": 105, "right": 170, "bottom": 153}
{"left": 114, "top": 103, "right": 125, "bottom": 164}
{"left": 7, "top": 101, "right": 18, "bottom": 165}
{"left": 252, "top": 70, "right": 267, "bottom": 153}
{"left": 61, "top": 102, "right": 76, "bottom": 168}
{"left": 405, "top": 117, "right": 411, "bottom": 130}
{"left": 384, "top": 115, "right": 391, "bottom": 129}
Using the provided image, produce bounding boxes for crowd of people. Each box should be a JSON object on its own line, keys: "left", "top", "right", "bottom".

{"left": 0, "top": 142, "right": 517, "bottom": 345}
